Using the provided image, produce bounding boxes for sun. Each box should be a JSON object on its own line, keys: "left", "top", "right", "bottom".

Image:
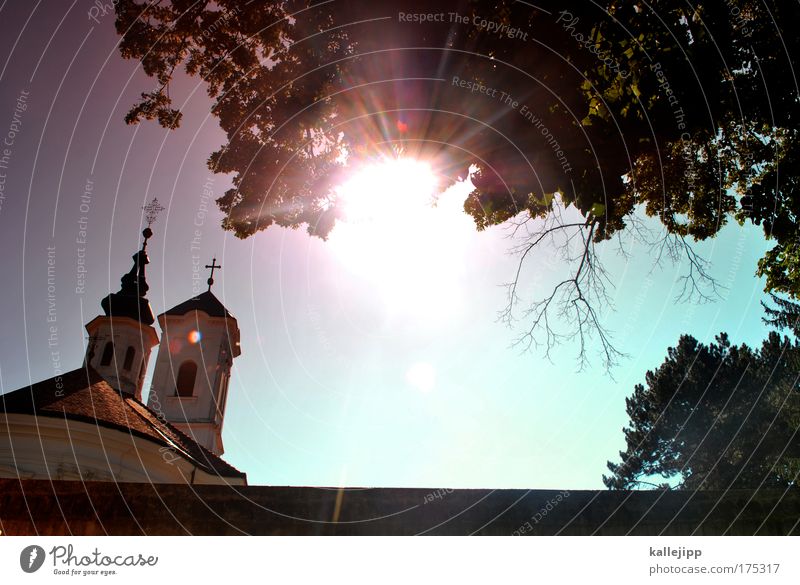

{"left": 336, "top": 158, "right": 439, "bottom": 224}
{"left": 327, "top": 157, "right": 475, "bottom": 323}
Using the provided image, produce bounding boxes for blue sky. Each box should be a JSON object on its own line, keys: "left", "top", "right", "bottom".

{"left": 0, "top": 3, "right": 775, "bottom": 488}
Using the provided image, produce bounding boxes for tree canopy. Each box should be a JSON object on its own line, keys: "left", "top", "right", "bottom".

{"left": 114, "top": 0, "right": 800, "bottom": 365}
{"left": 604, "top": 331, "right": 800, "bottom": 490}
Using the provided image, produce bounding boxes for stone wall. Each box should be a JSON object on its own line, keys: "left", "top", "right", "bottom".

{"left": 0, "top": 479, "right": 797, "bottom": 535}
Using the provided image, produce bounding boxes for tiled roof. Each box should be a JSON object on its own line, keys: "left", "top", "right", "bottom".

{"left": 0, "top": 367, "right": 245, "bottom": 480}
{"left": 161, "top": 291, "right": 234, "bottom": 319}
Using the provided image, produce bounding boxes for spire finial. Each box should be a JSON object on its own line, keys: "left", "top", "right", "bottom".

{"left": 205, "top": 257, "right": 221, "bottom": 291}
{"left": 140, "top": 197, "right": 165, "bottom": 248}
{"left": 99, "top": 198, "right": 162, "bottom": 325}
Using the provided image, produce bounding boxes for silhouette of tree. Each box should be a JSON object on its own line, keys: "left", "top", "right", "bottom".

{"left": 604, "top": 332, "right": 800, "bottom": 490}
{"left": 763, "top": 293, "right": 800, "bottom": 337}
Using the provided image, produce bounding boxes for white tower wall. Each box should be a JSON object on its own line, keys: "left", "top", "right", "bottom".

{"left": 147, "top": 304, "right": 239, "bottom": 456}
{"left": 85, "top": 316, "right": 158, "bottom": 401}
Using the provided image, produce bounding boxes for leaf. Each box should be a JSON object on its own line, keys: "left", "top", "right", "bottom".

{"left": 590, "top": 203, "right": 606, "bottom": 216}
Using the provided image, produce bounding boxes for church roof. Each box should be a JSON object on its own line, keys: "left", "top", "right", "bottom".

{"left": 161, "top": 291, "right": 234, "bottom": 320}
{"left": 0, "top": 367, "right": 245, "bottom": 481}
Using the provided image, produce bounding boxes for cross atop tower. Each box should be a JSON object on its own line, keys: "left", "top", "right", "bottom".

{"left": 205, "top": 257, "right": 221, "bottom": 291}
{"left": 142, "top": 198, "right": 165, "bottom": 227}
{"left": 140, "top": 198, "right": 165, "bottom": 249}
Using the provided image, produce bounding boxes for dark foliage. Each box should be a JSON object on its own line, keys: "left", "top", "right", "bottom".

{"left": 605, "top": 332, "right": 800, "bottom": 490}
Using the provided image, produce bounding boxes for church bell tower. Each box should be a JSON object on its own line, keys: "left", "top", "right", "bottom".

{"left": 84, "top": 200, "right": 163, "bottom": 400}
{"left": 147, "top": 259, "right": 241, "bottom": 456}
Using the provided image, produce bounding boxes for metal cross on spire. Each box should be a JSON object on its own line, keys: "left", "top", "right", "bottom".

{"left": 142, "top": 198, "right": 165, "bottom": 227}
{"left": 205, "top": 257, "right": 221, "bottom": 291}
{"left": 140, "top": 198, "right": 165, "bottom": 248}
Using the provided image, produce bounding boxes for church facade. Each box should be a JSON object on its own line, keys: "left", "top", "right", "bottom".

{"left": 0, "top": 219, "right": 246, "bottom": 486}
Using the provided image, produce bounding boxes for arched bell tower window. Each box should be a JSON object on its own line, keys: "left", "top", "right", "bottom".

{"left": 176, "top": 361, "right": 198, "bottom": 397}
{"left": 123, "top": 346, "right": 136, "bottom": 371}
{"left": 100, "top": 342, "right": 115, "bottom": 366}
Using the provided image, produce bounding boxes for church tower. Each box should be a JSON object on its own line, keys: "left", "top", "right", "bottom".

{"left": 147, "top": 259, "right": 240, "bottom": 456}
{"left": 84, "top": 203, "right": 163, "bottom": 400}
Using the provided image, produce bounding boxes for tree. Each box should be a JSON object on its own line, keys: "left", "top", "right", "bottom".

{"left": 763, "top": 292, "right": 800, "bottom": 337}
{"left": 604, "top": 332, "right": 800, "bottom": 490}
{"left": 113, "top": 1, "right": 800, "bottom": 367}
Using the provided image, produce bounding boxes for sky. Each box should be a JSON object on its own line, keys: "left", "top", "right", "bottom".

{"left": 0, "top": 1, "right": 776, "bottom": 489}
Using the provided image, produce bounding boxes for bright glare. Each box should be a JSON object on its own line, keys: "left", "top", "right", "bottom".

{"left": 338, "top": 159, "right": 437, "bottom": 223}
{"left": 328, "top": 158, "right": 474, "bottom": 323}
{"left": 406, "top": 362, "right": 436, "bottom": 393}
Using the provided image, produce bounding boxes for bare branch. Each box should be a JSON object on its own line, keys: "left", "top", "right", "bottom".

{"left": 648, "top": 232, "right": 725, "bottom": 303}
{"left": 501, "top": 204, "right": 723, "bottom": 374}
{"left": 501, "top": 212, "right": 625, "bottom": 374}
